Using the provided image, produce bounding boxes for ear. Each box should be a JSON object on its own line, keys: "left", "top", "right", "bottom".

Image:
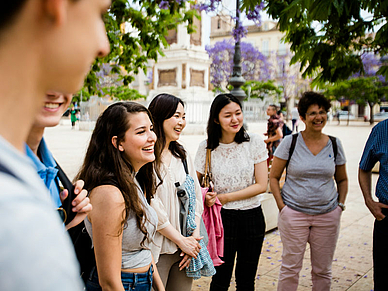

{"left": 44, "top": 0, "right": 68, "bottom": 26}
{"left": 111, "top": 136, "right": 124, "bottom": 152}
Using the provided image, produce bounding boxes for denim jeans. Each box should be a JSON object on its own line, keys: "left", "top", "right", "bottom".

{"left": 85, "top": 265, "right": 153, "bottom": 291}
{"left": 373, "top": 207, "right": 388, "bottom": 291}
{"left": 210, "top": 206, "right": 266, "bottom": 291}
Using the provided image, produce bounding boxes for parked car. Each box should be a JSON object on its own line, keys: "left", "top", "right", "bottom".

{"left": 335, "top": 111, "right": 356, "bottom": 120}
{"left": 373, "top": 111, "right": 388, "bottom": 122}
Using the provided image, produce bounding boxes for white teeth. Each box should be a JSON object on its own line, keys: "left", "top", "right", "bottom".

{"left": 143, "top": 147, "right": 154, "bottom": 151}
{"left": 45, "top": 103, "right": 60, "bottom": 109}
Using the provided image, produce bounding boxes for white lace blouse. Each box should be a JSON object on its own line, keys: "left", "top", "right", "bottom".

{"left": 150, "top": 146, "right": 203, "bottom": 263}
{"left": 194, "top": 133, "right": 268, "bottom": 210}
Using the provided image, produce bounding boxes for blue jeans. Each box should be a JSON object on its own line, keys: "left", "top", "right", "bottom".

{"left": 86, "top": 265, "right": 153, "bottom": 291}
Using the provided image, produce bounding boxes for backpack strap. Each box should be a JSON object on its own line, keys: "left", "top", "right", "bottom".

{"left": 328, "top": 135, "right": 338, "bottom": 162}
{"left": 182, "top": 158, "right": 189, "bottom": 175}
{"left": 0, "top": 161, "right": 18, "bottom": 180}
{"left": 286, "top": 133, "right": 298, "bottom": 169}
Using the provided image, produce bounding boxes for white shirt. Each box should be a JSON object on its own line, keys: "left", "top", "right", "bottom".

{"left": 150, "top": 146, "right": 203, "bottom": 263}
{"left": 0, "top": 136, "right": 84, "bottom": 290}
{"left": 194, "top": 133, "right": 268, "bottom": 210}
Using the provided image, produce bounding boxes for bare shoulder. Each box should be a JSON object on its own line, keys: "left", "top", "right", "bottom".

{"left": 89, "top": 185, "right": 124, "bottom": 207}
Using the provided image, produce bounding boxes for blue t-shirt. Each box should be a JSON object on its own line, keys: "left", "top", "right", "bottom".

{"left": 359, "top": 119, "right": 388, "bottom": 204}
{"left": 25, "top": 138, "right": 61, "bottom": 208}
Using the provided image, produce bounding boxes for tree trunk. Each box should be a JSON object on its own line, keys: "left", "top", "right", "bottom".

{"left": 369, "top": 102, "right": 375, "bottom": 124}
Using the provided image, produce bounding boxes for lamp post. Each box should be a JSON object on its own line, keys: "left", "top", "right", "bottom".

{"left": 229, "top": 0, "right": 246, "bottom": 104}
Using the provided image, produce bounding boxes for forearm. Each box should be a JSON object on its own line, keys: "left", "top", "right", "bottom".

{"left": 151, "top": 256, "right": 165, "bottom": 291}
{"left": 336, "top": 178, "right": 348, "bottom": 204}
{"left": 269, "top": 177, "right": 285, "bottom": 210}
{"left": 219, "top": 183, "right": 266, "bottom": 204}
{"left": 193, "top": 215, "right": 201, "bottom": 238}
{"left": 358, "top": 168, "right": 373, "bottom": 203}
{"left": 158, "top": 224, "right": 183, "bottom": 247}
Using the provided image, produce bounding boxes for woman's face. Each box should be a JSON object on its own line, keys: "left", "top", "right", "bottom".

{"left": 117, "top": 112, "right": 157, "bottom": 172}
{"left": 301, "top": 104, "right": 327, "bottom": 132}
{"left": 163, "top": 102, "right": 186, "bottom": 144}
{"left": 218, "top": 101, "right": 243, "bottom": 137}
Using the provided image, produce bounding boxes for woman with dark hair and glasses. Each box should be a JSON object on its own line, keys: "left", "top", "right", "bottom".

{"left": 76, "top": 102, "right": 164, "bottom": 291}
{"left": 270, "top": 91, "right": 348, "bottom": 290}
{"left": 194, "top": 93, "right": 268, "bottom": 291}
{"left": 148, "top": 93, "right": 208, "bottom": 290}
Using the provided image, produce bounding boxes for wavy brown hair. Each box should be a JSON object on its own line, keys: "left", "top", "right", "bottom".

{"left": 76, "top": 101, "right": 160, "bottom": 245}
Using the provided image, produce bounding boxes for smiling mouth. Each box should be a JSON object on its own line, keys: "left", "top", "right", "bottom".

{"left": 142, "top": 146, "right": 154, "bottom": 152}
{"left": 44, "top": 103, "right": 61, "bottom": 109}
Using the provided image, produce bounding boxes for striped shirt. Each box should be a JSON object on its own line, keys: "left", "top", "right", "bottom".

{"left": 359, "top": 119, "right": 388, "bottom": 204}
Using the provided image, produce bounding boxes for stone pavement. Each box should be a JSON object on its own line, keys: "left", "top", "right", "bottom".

{"left": 46, "top": 118, "right": 379, "bottom": 290}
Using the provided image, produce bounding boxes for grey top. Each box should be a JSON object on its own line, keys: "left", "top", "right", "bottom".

{"left": 85, "top": 181, "right": 158, "bottom": 269}
{"left": 274, "top": 132, "right": 346, "bottom": 215}
{"left": 0, "top": 136, "right": 84, "bottom": 290}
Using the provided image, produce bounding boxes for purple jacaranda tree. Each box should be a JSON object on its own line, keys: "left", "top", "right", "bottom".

{"left": 206, "top": 39, "right": 272, "bottom": 90}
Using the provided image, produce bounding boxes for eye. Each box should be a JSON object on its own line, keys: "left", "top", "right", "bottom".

{"left": 137, "top": 130, "right": 145, "bottom": 135}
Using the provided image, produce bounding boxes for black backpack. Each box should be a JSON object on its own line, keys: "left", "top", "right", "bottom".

{"left": 282, "top": 124, "right": 292, "bottom": 137}
{"left": 55, "top": 164, "right": 95, "bottom": 283}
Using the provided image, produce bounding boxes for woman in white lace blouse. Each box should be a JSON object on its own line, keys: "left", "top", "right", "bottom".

{"left": 194, "top": 93, "right": 268, "bottom": 291}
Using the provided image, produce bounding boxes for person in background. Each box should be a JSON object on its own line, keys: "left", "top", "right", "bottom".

{"left": 359, "top": 118, "right": 388, "bottom": 291}
{"left": 26, "top": 92, "right": 91, "bottom": 230}
{"left": 0, "top": 0, "right": 110, "bottom": 290}
{"left": 291, "top": 106, "right": 299, "bottom": 133}
{"left": 265, "top": 104, "right": 283, "bottom": 162}
{"left": 195, "top": 93, "right": 268, "bottom": 291}
{"left": 270, "top": 91, "right": 348, "bottom": 291}
{"left": 77, "top": 102, "right": 164, "bottom": 291}
{"left": 71, "top": 104, "right": 78, "bottom": 129}
{"left": 148, "top": 93, "right": 205, "bottom": 291}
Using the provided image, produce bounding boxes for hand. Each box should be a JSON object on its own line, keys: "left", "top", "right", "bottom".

{"left": 264, "top": 139, "right": 270, "bottom": 144}
{"left": 205, "top": 191, "right": 217, "bottom": 207}
{"left": 366, "top": 200, "right": 388, "bottom": 221}
{"left": 61, "top": 180, "right": 92, "bottom": 230}
{"left": 278, "top": 204, "right": 286, "bottom": 212}
{"left": 217, "top": 193, "right": 228, "bottom": 205}
{"left": 178, "top": 236, "right": 202, "bottom": 259}
{"left": 178, "top": 254, "right": 192, "bottom": 270}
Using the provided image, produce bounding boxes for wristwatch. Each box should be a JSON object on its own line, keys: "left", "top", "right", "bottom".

{"left": 338, "top": 202, "right": 346, "bottom": 211}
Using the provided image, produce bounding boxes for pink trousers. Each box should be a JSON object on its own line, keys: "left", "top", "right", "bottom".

{"left": 277, "top": 205, "right": 342, "bottom": 291}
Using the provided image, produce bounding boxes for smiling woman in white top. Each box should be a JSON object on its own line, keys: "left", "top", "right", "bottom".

{"left": 148, "top": 93, "right": 204, "bottom": 291}
{"left": 194, "top": 93, "right": 268, "bottom": 291}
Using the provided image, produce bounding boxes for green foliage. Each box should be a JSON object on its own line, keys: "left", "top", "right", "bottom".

{"left": 243, "top": 0, "right": 388, "bottom": 83}
{"left": 72, "top": 87, "right": 91, "bottom": 103}
{"left": 325, "top": 77, "right": 388, "bottom": 123}
{"left": 241, "top": 80, "right": 282, "bottom": 100}
{"left": 102, "top": 86, "right": 145, "bottom": 100}
{"left": 84, "top": 0, "right": 199, "bottom": 95}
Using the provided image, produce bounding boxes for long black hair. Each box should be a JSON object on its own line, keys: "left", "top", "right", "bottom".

{"left": 148, "top": 93, "right": 187, "bottom": 163}
{"left": 206, "top": 93, "right": 250, "bottom": 150}
{"left": 76, "top": 101, "right": 160, "bottom": 244}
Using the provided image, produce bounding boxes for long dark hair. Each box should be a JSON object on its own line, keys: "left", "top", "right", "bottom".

{"left": 76, "top": 101, "right": 159, "bottom": 244}
{"left": 207, "top": 93, "right": 250, "bottom": 150}
{"left": 148, "top": 93, "right": 187, "bottom": 164}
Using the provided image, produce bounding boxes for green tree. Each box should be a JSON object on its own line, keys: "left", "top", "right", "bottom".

{"left": 242, "top": 0, "right": 388, "bottom": 83}
{"left": 84, "top": 0, "right": 199, "bottom": 95}
{"left": 325, "top": 77, "right": 388, "bottom": 124}
{"left": 242, "top": 80, "right": 282, "bottom": 100}
{"left": 102, "top": 85, "right": 146, "bottom": 100}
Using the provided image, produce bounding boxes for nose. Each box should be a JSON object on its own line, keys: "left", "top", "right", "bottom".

{"left": 97, "top": 29, "right": 110, "bottom": 58}
{"left": 148, "top": 130, "right": 157, "bottom": 142}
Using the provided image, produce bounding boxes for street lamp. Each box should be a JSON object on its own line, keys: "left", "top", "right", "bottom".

{"left": 228, "top": 0, "right": 246, "bottom": 104}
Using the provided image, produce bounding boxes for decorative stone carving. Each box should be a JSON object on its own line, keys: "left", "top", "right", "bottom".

{"left": 190, "top": 69, "right": 205, "bottom": 87}
{"left": 182, "top": 63, "right": 186, "bottom": 89}
{"left": 166, "top": 29, "right": 177, "bottom": 45}
{"left": 190, "top": 16, "right": 201, "bottom": 46}
{"left": 158, "top": 68, "right": 177, "bottom": 87}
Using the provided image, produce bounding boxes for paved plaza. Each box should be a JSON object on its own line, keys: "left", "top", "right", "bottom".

{"left": 46, "top": 118, "right": 379, "bottom": 290}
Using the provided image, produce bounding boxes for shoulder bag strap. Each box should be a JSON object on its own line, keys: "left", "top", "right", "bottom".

{"left": 182, "top": 158, "right": 189, "bottom": 175}
{"left": 286, "top": 133, "right": 298, "bottom": 170}
{"left": 328, "top": 135, "right": 338, "bottom": 162}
